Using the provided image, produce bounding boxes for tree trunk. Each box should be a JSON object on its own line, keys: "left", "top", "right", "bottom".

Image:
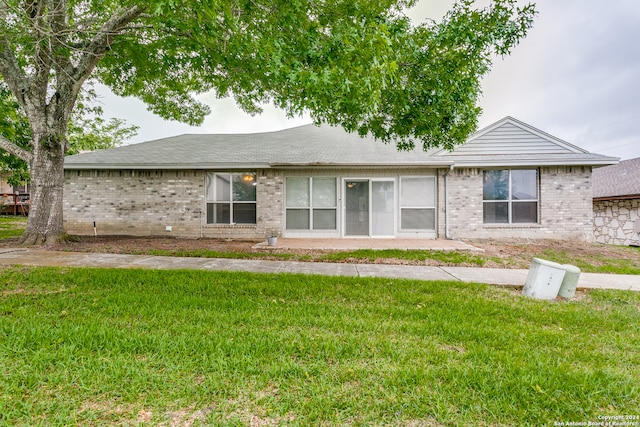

{"left": 20, "top": 133, "right": 67, "bottom": 246}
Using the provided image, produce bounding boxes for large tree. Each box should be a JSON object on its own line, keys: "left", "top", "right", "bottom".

{"left": 0, "top": 0, "right": 535, "bottom": 245}
{"left": 1, "top": 83, "right": 137, "bottom": 186}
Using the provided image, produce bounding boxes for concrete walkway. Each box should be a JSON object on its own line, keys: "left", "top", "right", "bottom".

{"left": 0, "top": 248, "right": 638, "bottom": 292}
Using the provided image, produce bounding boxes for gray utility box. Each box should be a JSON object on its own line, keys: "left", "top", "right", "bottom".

{"left": 523, "top": 258, "right": 566, "bottom": 299}
{"left": 523, "top": 258, "right": 581, "bottom": 300}
{"left": 557, "top": 264, "right": 581, "bottom": 299}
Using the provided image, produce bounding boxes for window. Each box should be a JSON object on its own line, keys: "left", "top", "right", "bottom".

{"left": 285, "top": 177, "right": 337, "bottom": 230}
{"left": 205, "top": 172, "right": 256, "bottom": 224}
{"left": 483, "top": 169, "right": 538, "bottom": 224}
{"left": 400, "top": 176, "right": 436, "bottom": 230}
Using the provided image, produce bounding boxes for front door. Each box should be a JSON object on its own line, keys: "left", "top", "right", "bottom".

{"left": 345, "top": 180, "right": 369, "bottom": 236}
{"left": 344, "top": 179, "right": 396, "bottom": 237}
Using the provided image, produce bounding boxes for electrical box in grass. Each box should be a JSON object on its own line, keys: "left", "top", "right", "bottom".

{"left": 523, "top": 258, "right": 566, "bottom": 300}
{"left": 558, "top": 264, "right": 581, "bottom": 299}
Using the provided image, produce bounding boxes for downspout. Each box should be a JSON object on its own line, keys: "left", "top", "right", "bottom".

{"left": 444, "top": 164, "right": 454, "bottom": 239}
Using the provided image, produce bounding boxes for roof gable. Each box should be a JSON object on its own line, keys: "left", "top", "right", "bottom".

{"left": 429, "top": 116, "right": 617, "bottom": 167}
{"left": 436, "top": 116, "right": 587, "bottom": 156}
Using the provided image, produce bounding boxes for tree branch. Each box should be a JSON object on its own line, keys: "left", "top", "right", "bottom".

{"left": 0, "top": 35, "right": 28, "bottom": 110}
{"left": 50, "top": 0, "right": 69, "bottom": 79}
{"left": 0, "top": 134, "right": 33, "bottom": 163}
{"left": 70, "top": 5, "right": 146, "bottom": 84}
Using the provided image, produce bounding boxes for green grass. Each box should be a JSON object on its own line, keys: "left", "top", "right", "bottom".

{"left": 145, "top": 244, "right": 640, "bottom": 275}
{"left": 537, "top": 247, "right": 640, "bottom": 275}
{"left": 146, "top": 248, "right": 501, "bottom": 267}
{"left": 1, "top": 266, "right": 638, "bottom": 426}
{"left": 0, "top": 216, "right": 26, "bottom": 239}
{"left": 147, "top": 248, "right": 304, "bottom": 261}
{"left": 318, "top": 248, "right": 496, "bottom": 266}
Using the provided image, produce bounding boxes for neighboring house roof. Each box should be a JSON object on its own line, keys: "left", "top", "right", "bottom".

{"left": 593, "top": 157, "right": 640, "bottom": 200}
{"left": 431, "top": 116, "right": 618, "bottom": 167}
{"left": 64, "top": 116, "right": 618, "bottom": 170}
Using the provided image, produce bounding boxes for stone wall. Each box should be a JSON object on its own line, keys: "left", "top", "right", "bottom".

{"left": 445, "top": 166, "right": 594, "bottom": 240}
{"left": 593, "top": 199, "right": 640, "bottom": 245}
{"left": 63, "top": 169, "right": 285, "bottom": 239}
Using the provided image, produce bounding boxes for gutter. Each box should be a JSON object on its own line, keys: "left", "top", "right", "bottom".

{"left": 269, "top": 161, "right": 455, "bottom": 169}
{"left": 444, "top": 164, "right": 454, "bottom": 240}
{"left": 593, "top": 194, "right": 640, "bottom": 202}
{"left": 63, "top": 162, "right": 272, "bottom": 170}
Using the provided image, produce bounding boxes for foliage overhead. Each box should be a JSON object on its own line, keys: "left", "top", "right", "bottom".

{"left": 0, "top": 84, "right": 137, "bottom": 186}
{"left": 0, "top": 0, "right": 536, "bottom": 154}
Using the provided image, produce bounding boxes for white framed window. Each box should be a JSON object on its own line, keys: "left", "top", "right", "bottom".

{"left": 399, "top": 176, "right": 436, "bottom": 230}
{"left": 483, "top": 169, "right": 538, "bottom": 224}
{"left": 285, "top": 177, "right": 337, "bottom": 230}
{"left": 205, "top": 172, "right": 257, "bottom": 224}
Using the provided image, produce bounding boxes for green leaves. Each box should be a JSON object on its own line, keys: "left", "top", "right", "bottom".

{"left": 1, "top": 0, "right": 536, "bottom": 157}
{"left": 0, "top": 83, "right": 138, "bottom": 183}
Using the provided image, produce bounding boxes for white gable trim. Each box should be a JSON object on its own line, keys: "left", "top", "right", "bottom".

{"left": 433, "top": 116, "right": 588, "bottom": 156}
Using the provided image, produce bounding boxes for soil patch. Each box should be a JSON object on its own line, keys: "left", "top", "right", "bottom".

{"left": 2, "top": 235, "right": 636, "bottom": 270}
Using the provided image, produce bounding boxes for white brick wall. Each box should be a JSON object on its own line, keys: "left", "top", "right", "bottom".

{"left": 64, "top": 166, "right": 595, "bottom": 241}
{"left": 444, "top": 166, "right": 594, "bottom": 241}
{"left": 63, "top": 169, "right": 284, "bottom": 239}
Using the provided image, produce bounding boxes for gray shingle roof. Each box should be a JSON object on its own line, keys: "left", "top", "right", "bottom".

{"left": 64, "top": 118, "right": 619, "bottom": 170}
{"left": 593, "top": 157, "right": 640, "bottom": 199}
{"left": 64, "top": 124, "right": 452, "bottom": 169}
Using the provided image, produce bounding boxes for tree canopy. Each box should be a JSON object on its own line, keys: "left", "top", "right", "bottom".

{"left": 0, "top": 0, "right": 535, "bottom": 244}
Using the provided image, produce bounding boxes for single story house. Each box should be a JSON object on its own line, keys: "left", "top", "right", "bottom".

{"left": 63, "top": 116, "right": 618, "bottom": 241}
{"left": 593, "top": 157, "right": 640, "bottom": 245}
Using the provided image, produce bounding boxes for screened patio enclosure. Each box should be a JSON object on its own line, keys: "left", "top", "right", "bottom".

{"left": 284, "top": 174, "right": 437, "bottom": 238}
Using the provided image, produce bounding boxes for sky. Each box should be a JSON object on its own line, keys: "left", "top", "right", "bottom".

{"left": 97, "top": 0, "right": 640, "bottom": 160}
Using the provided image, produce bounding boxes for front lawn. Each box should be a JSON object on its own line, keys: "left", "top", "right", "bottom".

{"left": 1, "top": 266, "right": 638, "bottom": 426}
{"left": 0, "top": 216, "right": 26, "bottom": 239}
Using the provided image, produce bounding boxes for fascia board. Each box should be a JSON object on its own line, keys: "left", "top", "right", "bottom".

{"left": 63, "top": 162, "right": 272, "bottom": 170}
{"left": 269, "top": 161, "right": 455, "bottom": 168}
{"left": 451, "top": 158, "right": 619, "bottom": 168}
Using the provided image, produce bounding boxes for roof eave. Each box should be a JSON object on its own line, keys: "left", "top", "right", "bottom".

{"left": 447, "top": 159, "right": 619, "bottom": 168}
{"left": 594, "top": 194, "right": 640, "bottom": 201}
{"left": 269, "top": 161, "right": 455, "bottom": 169}
{"left": 63, "top": 162, "right": 272, "bottom": 170}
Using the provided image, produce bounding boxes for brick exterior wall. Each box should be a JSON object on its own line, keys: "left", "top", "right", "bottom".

{"left": 63, "top": 169, "right": 284, "bottom": 239}
{"left": 445, "top": 166, "right": 594, "bottom": 241}
{"left": 593, "top": 199, "right": 640, "bottom": 245}
{"left": 64, "top": 166, "right": 595, "bottom": 241}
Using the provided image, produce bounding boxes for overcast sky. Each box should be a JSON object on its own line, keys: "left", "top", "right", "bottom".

{"left": 97, "top": 0, "right": 640, "bottom": 160}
